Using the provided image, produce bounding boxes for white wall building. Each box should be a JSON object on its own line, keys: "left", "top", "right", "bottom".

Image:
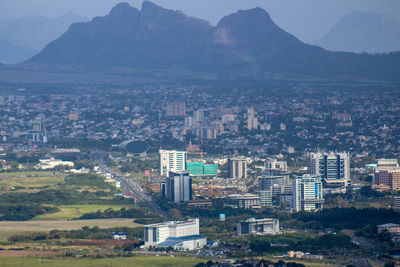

{"left": 35, "top": 158, "right": 74, "bottom": 170}
{"left": 159, "top": 149, "right": 187, "bottom": 177}
{"left": 144, "top": 218, "right": 200, "bottom": 247}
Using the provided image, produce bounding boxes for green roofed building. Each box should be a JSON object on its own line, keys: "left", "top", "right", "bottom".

{"left": 187, "top": 162, "right": 218, "bottom": 176}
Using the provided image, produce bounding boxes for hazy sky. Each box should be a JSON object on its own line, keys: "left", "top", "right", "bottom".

{"left": 1, "top": 0, "right": 400, "bottom": 42}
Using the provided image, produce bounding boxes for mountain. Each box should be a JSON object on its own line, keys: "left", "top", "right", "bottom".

{"left": 315, "top": 12, "right": 400, "bottom": 53}
{"left": 0, "top": 39, "right": 38, "bottom": 64}
{"left": 0, "top": 13, "right": 88, "bottom": 51}
{"left": 7, "top": 2, "right": 400, "bottom": 84}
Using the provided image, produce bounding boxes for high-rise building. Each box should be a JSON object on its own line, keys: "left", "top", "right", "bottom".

{"left": 228, "top": 157, "right": 247, "bottom": 179}
{"left": 247, "top": 108, "right": 258, "bottom": 130}
{"left": 159, "top": 149, "right": 187, "bottom": 177}
{"left": 237, "top": 218, "right": 279, "bottom": 235}
{"left": 307, "top": 152, "right": 350, "bottom": 187}
{"left": 258, "top": 175, "right": 284, "bottom": 191}
{"left": 193, "top": 110, "right": 205, "bottom": 124}
{"left": 144, "top": 218, "right": 202, "bottom": 247}
{"left": 162, "top": 171, "right": 192, "bottom": 203}
{"left": 292, "top": 174, "right": 324, "bottom": 212}
{"left": 26, "top": 120, "right": 47, "bottom": 144}
{"left": 166, "top": 102, "right": 186, "bottom": 117}
{"left": 374, "top": 169, "right": 400, "bottom": 191}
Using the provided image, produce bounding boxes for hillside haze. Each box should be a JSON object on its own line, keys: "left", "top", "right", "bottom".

{"left": 315, "top": 12, "right": 400, "bottom": 53}
{"left": 7, "top": 1, "right": 400, "bottom": 83}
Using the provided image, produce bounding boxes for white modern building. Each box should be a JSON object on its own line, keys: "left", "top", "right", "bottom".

{"left": 237, "top": 218, "right": 280, "bottom": 235}
{"left": 35, "top": 158, "right": 74, "bottom": 170}
{"left": 376, "top": 158, "right": 399, "bottom": 171}
{"left": 266, "top": 159, "right": 288, "bottom": 172}
{"left": 159, "top": 149, "right": 187, "bottom": 177}
{"left": 144, "top": 218, "right": 206, "bottom": 250}
{"left": 161, "top": 171, "right": 192, "bottom": 203}
{"left": 307, "top": 151, "right": 350, "bottom": 187}
{"left": 292, "top": 174, "right": 324, "bottom": 212}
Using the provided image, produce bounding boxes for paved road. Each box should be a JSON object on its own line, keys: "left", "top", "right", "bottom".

{"left": 91, "top": 151, "right": 167, "bottom": 217}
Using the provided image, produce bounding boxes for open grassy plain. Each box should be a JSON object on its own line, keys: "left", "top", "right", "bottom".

{"left": 0, "top": 171, "right": 64, "bottom": 191}
{"left": 0, "top": 256, "right": 205, "bottom": 267}
{"left": 34, "top": 204, "right": 131, "bottom": 220}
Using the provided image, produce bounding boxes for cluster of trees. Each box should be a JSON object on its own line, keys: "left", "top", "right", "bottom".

{"left": 195, "top": 260, "right": 305, "bottom": 267}
{"left": 247, "top": 233, "right": 353, "bottom": 254}
{"left": 0, "top": 204, "right": 58, "bottom": 221}
{"left": 9, "top": 226, "right": 144, "bottom": 242}
{"left": 79, "top": 208, "right": 146, "bottom": 219}
{"left": 119, "top": 158, "right": 156, "bottom": 173}
{"left": 291, "top": 208, "right": 400, "bottom": 231}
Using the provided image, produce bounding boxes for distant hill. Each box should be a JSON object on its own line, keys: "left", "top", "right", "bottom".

{"left": 0, "top": 39, "right": 38, "bottom": 64}
{"left": 315, "top": 12, "right": 400, "bottom": 53}
{"left": 2, "top": 2, "right": 400, "bottom": 84}
{"left": 0, "top": 13, "right": 88, "bottom": 52}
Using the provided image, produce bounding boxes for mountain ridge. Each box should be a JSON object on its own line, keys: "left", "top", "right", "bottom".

{"left": 3, "top": 1, "right": 400, "bottom": 84}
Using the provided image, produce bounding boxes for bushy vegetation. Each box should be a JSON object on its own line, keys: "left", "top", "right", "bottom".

{"left": 65, "top": 174, "right": 116, "bottom": 190}
{"left": 0, "top": 173, "right": 132, "bottom": 221}
{"left": 8, "top": 226, "right": 144, "bottom": 242}
{"left": 79, "top": 208, "right": 146, "bottom": 219}
{"left": 291, "top": 207, "right": 400, "bottom": 230}
{"left": 247, "top": 233, "right": 353, "bottom": 254}
{"left": 0, "top": 204, "right": 58, "bottom": 221}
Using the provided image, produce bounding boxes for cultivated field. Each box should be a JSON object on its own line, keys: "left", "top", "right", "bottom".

{"left": 0, "top": 256, "right": 205, "bottom": 266}
{"left": 0, "top": 219, "right": 140, "bottom": 242}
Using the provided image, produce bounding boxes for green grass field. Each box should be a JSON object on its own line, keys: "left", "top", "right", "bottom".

{"left": 34, "top": 204, "right": 131, "bottom": 220}
{"left": 0, "top": 219, "right": 141, "bottom": 242}
{"left": 0, "top": 171, "right": 64, "bottom": 191}
{"left": 0, "top": 256, "right": 204, "bottom": 267}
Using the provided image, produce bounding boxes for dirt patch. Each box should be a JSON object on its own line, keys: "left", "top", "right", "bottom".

{"left": 70, "top": 239, "right": 138, "bottom": 246}
{"left": 0, "top": 250, "right": 60, "bottom": 257}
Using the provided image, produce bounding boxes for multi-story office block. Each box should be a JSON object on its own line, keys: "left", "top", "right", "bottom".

{"left": 307, "top": 151, "right": 350, "bottom": 187}
{"left": 161, "top": 171, "right": 192, "bottom": 203}
{"left": 292, "top": 174, "right": 324, "bottom": 212}
{"left": 144, "top": 218, "right": 201, "bottom": 247}
{"left": 237, "top": 218, "right": 279, "bottom": 235}
{"left": 228, "top": 157, "right": 247, "bottom": 179}
{"left": 374, "top": 169, "right": 400, "bottom": 191}
{"left": 159, "top": 149, "right": 187, "bottom": 177}
{"left": 394, "top": 196, "right": 400, "bottom": 210}
{"left": 166, "top": 102, "right": 186, "bottom": 117}
{"left": 229, "top": 193, "right": 260, "bottom": 209}
{"left": 258, "top": 190, "right": 272, "bottom": 208}
{"left": 258, "top": 175, "right": 283, "bottom": 192}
